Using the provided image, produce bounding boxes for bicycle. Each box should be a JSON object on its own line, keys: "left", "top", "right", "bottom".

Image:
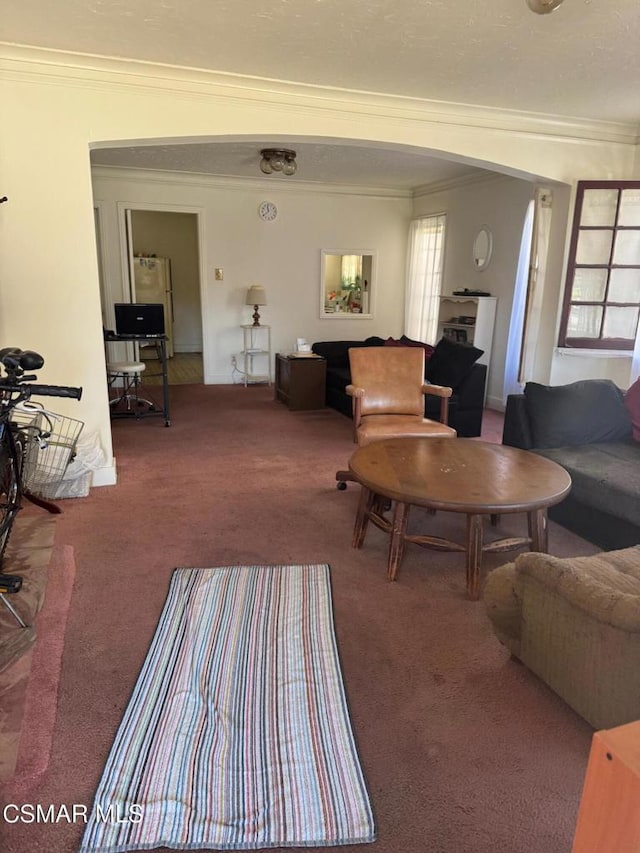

{"left": 0, "top": 347, "right": 82, "bottom": 626}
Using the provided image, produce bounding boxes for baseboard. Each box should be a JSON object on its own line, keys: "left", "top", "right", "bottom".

{"left": 485, "top": 394, "right": 505, "bottom": 412}
{"left": 90, "top": 459, "right": 117, "bottom": 487}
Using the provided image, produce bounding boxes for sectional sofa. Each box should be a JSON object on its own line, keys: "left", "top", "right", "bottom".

{"left": 502, "top": 378, "right": 640, "bottom": 550}
{"left": 311, "top": 335, "right": 488, "bottom": 437}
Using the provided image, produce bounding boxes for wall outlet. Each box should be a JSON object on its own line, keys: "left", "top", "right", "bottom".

{"left": 215, "top": 268, "right": 224, "bottom": 280}
{"left": 231, "top": 355, "right": 237, "bottom": 368}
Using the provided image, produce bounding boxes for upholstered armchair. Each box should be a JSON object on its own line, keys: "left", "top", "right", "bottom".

{"left": 336, "top": 346, "right": 456, "bottom": 488}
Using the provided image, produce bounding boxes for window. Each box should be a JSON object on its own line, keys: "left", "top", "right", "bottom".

{"left": 405, "top": 214, "right": 446, "bottom": 344}
{"left": 559, "top": 181, "right": 640, "bottom": 350}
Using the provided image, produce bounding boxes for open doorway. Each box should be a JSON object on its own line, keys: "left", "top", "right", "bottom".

{"left": 127, "top": 209, "right": 203, "bottom": 385}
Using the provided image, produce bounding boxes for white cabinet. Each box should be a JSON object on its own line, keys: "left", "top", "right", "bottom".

{"left": 240, "top": 324, "right": 272, "bottom": 386}
{"left": 436, "top": 295, "right": 497, "bottom": 369}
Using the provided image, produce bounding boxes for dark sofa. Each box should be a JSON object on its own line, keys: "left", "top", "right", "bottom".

{"left": 502, "top": 379, "right": 640, "bottom": 550}
{"left": 311, "top": 335, "right": 488, "bottom": 437}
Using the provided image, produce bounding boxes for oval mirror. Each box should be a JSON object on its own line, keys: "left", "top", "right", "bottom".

{"left": 472, "top": 227, "right": 493, "bottom": 271}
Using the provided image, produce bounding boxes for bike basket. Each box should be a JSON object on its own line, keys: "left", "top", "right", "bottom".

{"left": 10, "top": 408, "right": 85, "bottom": 500}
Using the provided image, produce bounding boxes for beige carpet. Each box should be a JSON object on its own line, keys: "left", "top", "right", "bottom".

{"left": 1, "top": 388, "right": 601, "bottom": 853}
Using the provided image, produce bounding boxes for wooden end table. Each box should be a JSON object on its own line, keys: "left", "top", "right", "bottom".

{"left": 348, "top": 437, "right": 572, "bottom": 600}
{"left": 275, "top": 353, "right": 326, "bottom": 411}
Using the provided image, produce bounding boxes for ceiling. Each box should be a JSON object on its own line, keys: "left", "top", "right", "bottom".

{"left": 6, "top": 0, "right": 640, "bottom": 191}
{"left": 90, "top": 140, "right": 497, "bottom": 191}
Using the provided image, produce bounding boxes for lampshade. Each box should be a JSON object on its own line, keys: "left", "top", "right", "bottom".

{"left": 246, "top": 285, "right": 267, "bottom": 307}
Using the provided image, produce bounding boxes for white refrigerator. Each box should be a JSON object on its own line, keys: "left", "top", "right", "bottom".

{"left": 132, "top": 256, "right": 174, "bottom": 357}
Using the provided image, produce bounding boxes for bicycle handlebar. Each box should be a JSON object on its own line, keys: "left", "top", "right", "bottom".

{"left": 0, "top": 382, "right": 82, "bottom": 401}
{"left": 0, "top": 348, "right": 82, "bottom": 403}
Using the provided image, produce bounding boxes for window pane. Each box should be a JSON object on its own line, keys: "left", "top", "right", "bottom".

{"left": 619, "top": 189, "right": 640, "bottom": 226}
{"left": 567, "top": 305, "right": 603, "bottom": 338}
{"left": 613, "top": 229, "right": 640, "bottom": 265}
{"left": 608, "top": 268, "right": 640, "bottom": 303}
{"left": 602, "top": 306, "right": 639, "bottom": 339}
{"left": 575, "top": 229, "right": 613, "bottom": 265}
{"left": 571, "top": 268, "right": 607, "bottom": 301}
{"left": 581, "top": 189, "right": 618, "bottom": 226}
{"left": 560, "top": 181, "right": 640, "bottom": 351}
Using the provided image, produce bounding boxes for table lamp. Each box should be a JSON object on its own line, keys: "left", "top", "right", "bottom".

{"left": 246, "top": 285, "right": 267, "bottom": 326}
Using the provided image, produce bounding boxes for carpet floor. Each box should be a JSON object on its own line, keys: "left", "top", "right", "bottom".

{"left": 0, "top": 386, "right": 600, "bottom": 853}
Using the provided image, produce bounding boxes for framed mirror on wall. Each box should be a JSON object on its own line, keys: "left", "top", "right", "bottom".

{"left": 320, "top": 250, "right": 375, "bottom": 318}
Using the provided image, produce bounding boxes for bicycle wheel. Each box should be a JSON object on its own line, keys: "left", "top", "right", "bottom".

{"left": 0, "top": 424, "right": 23, "bottom": 564}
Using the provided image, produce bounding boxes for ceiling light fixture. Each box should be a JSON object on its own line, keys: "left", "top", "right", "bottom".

{"left": 259, "top": 148, "right": 297, "bottom": 176}
{"left": 526, "top": 0, "right": 565, "bottom": 13}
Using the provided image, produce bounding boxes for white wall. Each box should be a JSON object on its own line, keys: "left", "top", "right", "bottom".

{"left": 2, "top": 45, "right": 638, "bottom": 484}
{"left": 414, "top": 176, "right": 638, "bottom": 402}
{"left": 93, "top": 169, "right": 412, "bottom": 384}
{"left": 550, "top": 351, "right": 632, "bottom": 387}
{"left": 413, "top": 176, "right": 536, "bottom": 407}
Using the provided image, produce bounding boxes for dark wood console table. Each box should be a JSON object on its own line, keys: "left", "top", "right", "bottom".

{"left": 275, "top": 353, "right": 326, "bottom": 411}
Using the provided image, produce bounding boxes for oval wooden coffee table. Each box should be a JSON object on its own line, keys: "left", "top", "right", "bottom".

{"left": 348, "top": 437, "right": 572, "bottom": 600}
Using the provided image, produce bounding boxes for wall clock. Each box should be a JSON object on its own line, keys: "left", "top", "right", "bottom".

{"left": 258, "top": 200, "right": 278, "bottom": 222}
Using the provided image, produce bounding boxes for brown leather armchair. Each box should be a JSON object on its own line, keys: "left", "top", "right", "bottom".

{"left": 336, "top": 346, "right": 456, "bottom": 488}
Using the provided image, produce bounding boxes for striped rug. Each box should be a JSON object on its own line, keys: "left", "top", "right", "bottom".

{"left": 80, "top": 564, "right": 375, "bottom": 852}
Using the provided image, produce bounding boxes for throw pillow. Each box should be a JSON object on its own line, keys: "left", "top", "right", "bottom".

{"left": 425, "top": 337, "right": 484, "bottom": 389}
{"left": 383, "top": 337, "right": 405, "bottom": 347}
{"left": 624, "top": 378, "right": 640, "bottom": 441}
{"left": 524, "top": 380, "right": 633, "bottom": 448}
{"left": 400, "top": 335, "right": 436, "bottom": 359}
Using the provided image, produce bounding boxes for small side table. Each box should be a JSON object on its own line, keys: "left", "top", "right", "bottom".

{"left": 275, "top": 353, "right": 326, "bottom": 411}
{"left": 241, "top": 324, "right": 271, "bottom": 386}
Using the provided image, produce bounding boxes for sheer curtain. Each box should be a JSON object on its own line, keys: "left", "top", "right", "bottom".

{"left": 502, "top": 189, "right": 554, "bottom": 403}
{"left": 405, "top": 214, "right": 446, "bottom": 343}
{"left": 341, "top": 255, "right": 362, "bottom": 286}
{"left": 632, "top": 332, "right": 640, "bottom": 383}
{"left": 520, "top": 189, "right": 553, "bottom": 382}
{"left": 503, "top": 200, "right": 534, "bottom": 400}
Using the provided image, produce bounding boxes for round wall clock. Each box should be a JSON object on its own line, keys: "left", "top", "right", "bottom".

{"left": 258, "top": 200, "right": 278, "bottom": 221}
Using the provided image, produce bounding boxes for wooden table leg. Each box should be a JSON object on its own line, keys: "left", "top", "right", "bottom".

{"left": 528, "top": 507, "right": 548, "bottom": 552}
{"left": 353, "top": 486, "right": 376, "bottom": 549}
{"left": 466, "top": 513, "right": 484, "bottom": 600}
{"left": 388, "top": 501, "right": 410, "bottom": 582}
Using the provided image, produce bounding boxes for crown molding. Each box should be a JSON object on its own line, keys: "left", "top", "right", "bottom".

{"left": 413, "top": 171, "right": 510, "bottom": 198}
{"left": 3, "top": 43, "right": 639, "bottom": 147}
{"left": 90, "top": 165, "right": 414, "bottom": 199}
